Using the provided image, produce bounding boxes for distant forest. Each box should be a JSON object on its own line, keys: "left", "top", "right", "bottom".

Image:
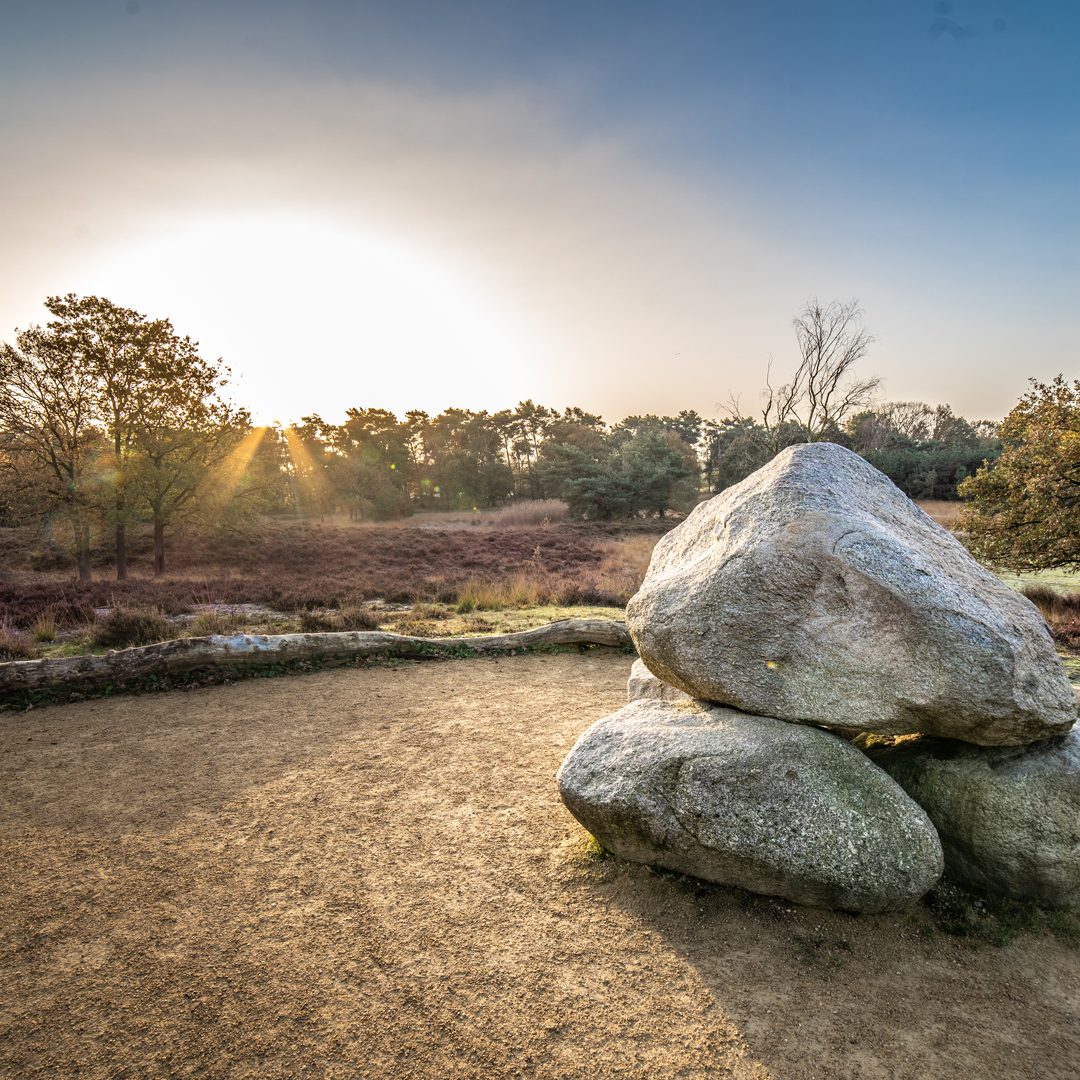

{"left": 265, "top": 399, "right": 1001, "bottom": 523}
{"left": 1, "top": 295, "right": 1001, "bottom": 581}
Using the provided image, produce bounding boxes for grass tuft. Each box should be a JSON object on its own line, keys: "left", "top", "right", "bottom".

{"left": 298, "top": 607, "right": 382, "bottom": 633}
{"left": 925, "top": 879, "right": 1080, "bottom": 948}
{"left": 0, "top": 623, "right": 38, "bottom": 660}
{"left": 486, "top": 499, "right": 568, "bottom": 528}
{"left": 188, "top": 611, "right": 245, "bottom": 636}
{"left": 1021, "top": 585, "right": 1080, "bottom": 649}
{"left": 91, "top": 608, "right": 173, "bottom": 649}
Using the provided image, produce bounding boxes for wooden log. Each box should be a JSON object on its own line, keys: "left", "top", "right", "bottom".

{"left": 0, "top": 619, "right": 633, "bottom": 700}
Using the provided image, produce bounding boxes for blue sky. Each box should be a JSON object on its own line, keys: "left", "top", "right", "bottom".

{"left": 1, "top": 1, "right": 1076, "bottom": 422}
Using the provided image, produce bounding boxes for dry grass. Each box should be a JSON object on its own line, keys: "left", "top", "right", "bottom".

{"left": 187, "top": 611, "right": 246, "bottom": 636}
{"left": 596, "top": 534, "right": 655, "bottom": 593}
{"left": 454, "top": 573, "right": 552, "bottom": 612}
{"left": 916, "top": 500, "right": 964, "bottom": 529}
{"left": 1022, "top": 585, "right": 1080, "bottom": 650}
{"left": 0, "top": 624, "right": 36, "bottom": 660}
{"left": 484, "top": 499, "right": 568, "bottom": 527}
{"left": 452, "top": 534, "right": 655, "bottom": 613}
{"left": 0, "top": 522, "right": 661, "bottom": 656}
{"left": 295, "top": 500, "right": 569, "bottom": 531}
{"left": 389, "top": 611, "right": 498, "bottom": 637}
{"left": 297, "top": 607, "right": 382, "bottom": 633}
{"left": 90, "top": 608, "right": 173, "bottom": 650}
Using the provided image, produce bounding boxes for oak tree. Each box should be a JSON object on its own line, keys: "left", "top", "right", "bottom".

{"left": 960, "top": 376, "right": 1080, "bottom": 571}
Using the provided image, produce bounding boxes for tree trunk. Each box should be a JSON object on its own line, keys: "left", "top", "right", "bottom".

{"left": 115, "top": 519, "right": 128, "bottom": 581}
{"left": 0, "top": 619, "right": 633, "bottom": 698}
{"left": 115, "top": 429, "right": 127, "bottom": 581}
{"left": 153, "top": 517, "right": 166, "bottom": 576}
{"left": 74, "top": 519, "right": 92, "bottom": 583}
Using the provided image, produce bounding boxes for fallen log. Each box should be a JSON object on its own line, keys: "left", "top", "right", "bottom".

{"left": 0, "top": 619, "right": 633, "bottom": 701}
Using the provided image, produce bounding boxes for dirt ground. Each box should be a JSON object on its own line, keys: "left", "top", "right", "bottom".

{"left": 2, "top": 654, "right": 1078, "bottom": 1079}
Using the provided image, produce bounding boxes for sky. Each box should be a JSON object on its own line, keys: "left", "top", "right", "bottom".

{"left": 1, "top": 0, "right": 1077, "bottom": 425}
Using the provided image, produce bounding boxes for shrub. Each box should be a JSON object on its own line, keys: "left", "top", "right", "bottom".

{"left": 337, "top": 606, "right": 381, "bottom": 630}
{"left": 1022, "top": 585, "right": 1080, "bottom": 649}
{"left": 409, "top": 602, "right": 452, "bottom": 621}
{"left": 91, "top": 608, "right": 173, "bottom": 649}
{"left": 189, "top": 611, "right": 244, "bottom": 636}
{"left": 1050, "top": 618, "right": 1080, "bottom": 650}
{"left": 0, "top": 520, "right": 669, "bottom": 631}
{"left": 298, "top": 607, "right": 381, "bottom": 632}
{"left": 1022, "top": 585, "right": 1080, "bottom": 620}
{"left": 298, "top": 610, "right": 335, "bottom": 632}
{"left": 0, "top": 624, "right": 37, "bottom": 660}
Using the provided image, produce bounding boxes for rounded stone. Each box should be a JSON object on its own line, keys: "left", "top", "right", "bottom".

{"left": 557, "top": 698, "right": 944, "bottom": 913}
{"left": 873, "top": 729, "right": 1080, "bottom": 909}
{"left": 627, "top": 657, "right": 691, "bottom": 704}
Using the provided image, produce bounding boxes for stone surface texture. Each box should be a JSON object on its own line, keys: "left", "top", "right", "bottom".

{"left": 626, "top": 442, "right": 1076, "bottom": 746}
{"left": 557, "top": 698, "right": 944, "bottom": 913}
{"left": 627, "top": 658, "right": 692, "bottom": 704}
{"left": 874, "top": 731, "right": 1080, "bottom": 909}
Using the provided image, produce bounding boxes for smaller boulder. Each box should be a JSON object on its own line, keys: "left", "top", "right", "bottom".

{"left": 557, "top": 698, "right": 943, "bottom": 912}
{"left": 874, "top": 730, "right": 1080, "bottom": 909}
{"left": 627, "top": 658, "right": 691, "bottom": 704}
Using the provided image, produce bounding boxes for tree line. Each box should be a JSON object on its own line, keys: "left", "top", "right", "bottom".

{"left": 1, "top": 294, "right": 1008, "bottom": 582}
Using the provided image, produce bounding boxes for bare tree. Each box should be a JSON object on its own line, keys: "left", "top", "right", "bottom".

{"left": 727, "top": 298, "right": 880, "bottom": 453}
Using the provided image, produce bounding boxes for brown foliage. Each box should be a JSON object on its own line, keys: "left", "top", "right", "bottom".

{"left": 1022, "top": 585, "right": 1080, "bottom": 649}
{"left": 298, "top": 607, "right": 382, "bottom": 633}
{"left": 91, "top": 608, "right": 173, "bottom": 649}
{"left": 0, "top": 520, "right": 660, "bottom": 630}
{"left": 0, "top": 624, "right": 37, "bottom": 660}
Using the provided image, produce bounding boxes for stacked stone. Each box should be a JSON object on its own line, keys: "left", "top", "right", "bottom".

{"left": 557, "top": 443, "right": 1079, "bottom": 913}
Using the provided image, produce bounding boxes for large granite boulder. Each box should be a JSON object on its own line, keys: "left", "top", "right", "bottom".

{"left": 627, "top": 442, "right": 1076, "bottom": 746}
{"left": 874, "top": 731, "right": 1080, "bottom": 909}
{"left": 557, "top": 698, "right": 943, "bottom": 912}
{"left": 627, "top": 658, "right": 691, "bottom": 704}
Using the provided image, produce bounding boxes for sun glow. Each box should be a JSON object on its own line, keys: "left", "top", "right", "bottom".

{"left": 210, "top": 425, "right": 269, "bottom": 502}
{"left": 282, "top": 424, "right": 326, "bottom": 514}
{"left": 75, "top": 212, "right": 548, "bottom": 422}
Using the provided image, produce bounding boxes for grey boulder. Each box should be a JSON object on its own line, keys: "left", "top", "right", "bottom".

{"left": 627, "top": 442, "right": 1076, "bottom": 746}
{"left": 557, "top": 698, "right": 943, "bottom": 912}
{"left": 627, "top": 658, "right": 691, "bottom": 704}
{"left": 874, "top": 730, "right": 1080, "bottom": 909}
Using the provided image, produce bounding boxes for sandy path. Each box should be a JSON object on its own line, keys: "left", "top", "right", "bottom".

{"left": 1, "top": 653, "right": 1077, "bottom": 1079}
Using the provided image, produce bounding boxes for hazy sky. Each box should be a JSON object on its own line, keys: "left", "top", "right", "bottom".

{"left": 1, "top": 1, "right": 1077, "bottom": 424}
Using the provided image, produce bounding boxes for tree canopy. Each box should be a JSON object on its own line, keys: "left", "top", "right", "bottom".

{"left": 0, "top": 295, "right": 246, "bottom": 579}
{"left": 960, "top": 376, "right": 1080, "bottom": 571}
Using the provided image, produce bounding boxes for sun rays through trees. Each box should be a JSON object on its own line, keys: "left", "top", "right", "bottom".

{"left": 0, "top": 293, "right": 1011, "bottom": 581}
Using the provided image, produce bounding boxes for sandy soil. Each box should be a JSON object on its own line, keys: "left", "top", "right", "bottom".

{"left": 2, "top": 653, "right": 1078, "bottom": 1079}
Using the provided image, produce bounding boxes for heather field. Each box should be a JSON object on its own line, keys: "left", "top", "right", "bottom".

{"left": 0, "top": 501, "right": 1077, "bottom": 669}
{"left": 0, "top": 514, "right": 659, "bottom": 660}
